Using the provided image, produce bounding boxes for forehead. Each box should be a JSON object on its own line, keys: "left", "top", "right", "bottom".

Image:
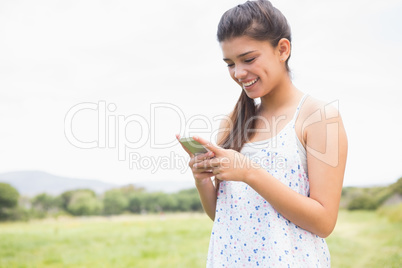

{"left": 220, "top": 36, "right": 274, "bottom": 58}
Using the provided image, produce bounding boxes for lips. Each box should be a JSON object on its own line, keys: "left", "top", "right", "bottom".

{"left": 242, "top": 78, "right": 259, "bottom": 88}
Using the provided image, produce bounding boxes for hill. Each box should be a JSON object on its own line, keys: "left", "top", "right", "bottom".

{"left": 0, "top": 170, "right": 196, "bottom": 196}
{"left": 0, "top": 171, "right": 118, "bottom": 196}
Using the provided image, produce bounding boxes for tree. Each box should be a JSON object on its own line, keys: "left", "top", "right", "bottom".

{"left": 119, "top": 184, "right": 145, "bottom": 196}
{"left": 0, "top": 183, "right": 19, "bottom": 208}
{"left": 32, "top": 193, "right": 62, "bottom": 211}
{"left": 173, "top": 188, "right": 203, "bottom": 212}
{"left": 103, "top": 189, "right": 129, "bottom": 215}
{"left": 31, "top": 193, "right": 62, "bottom": 218}
{"left": 60, "top": 189, "right": 96, "bottom": 211}
{"left": 0, "top": 183, "right": 19, "bottom": 220}
{"left": 67, "top": 191, "right": 102, "bottom": 216}
{"left": 128, "top": 193, "right": 144, "bottom": 213}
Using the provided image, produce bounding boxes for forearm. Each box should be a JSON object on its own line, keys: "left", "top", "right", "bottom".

{"left": 195, "top": 178, "right": 217, "bottom": 221}
{"left": 245, "top": 167, "right": 336, "bottom": 238}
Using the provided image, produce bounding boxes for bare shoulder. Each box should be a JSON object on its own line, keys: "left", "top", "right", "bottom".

{"left": 299, "top": 95, "right": 344, "bottom": 127}
{"left": 301, "top": 95, "right": 341, "bottom": 117}
{"left": 296, "top": 95, "right": 347, "bottom": 147}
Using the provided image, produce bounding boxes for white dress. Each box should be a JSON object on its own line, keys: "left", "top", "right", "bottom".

{"left": 207, "top": 95, "right": 330, "bottom": 267}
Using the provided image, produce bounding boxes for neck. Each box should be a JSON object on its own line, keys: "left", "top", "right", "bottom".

{"left": 258, "top": 75, "right": 300, "bottom": 113}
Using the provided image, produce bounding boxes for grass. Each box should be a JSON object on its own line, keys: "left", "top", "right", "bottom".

{"left": 327, "top": 210, "right": 401, "bottom": 268}
{"left": 0, "top": 211, "right": 400, "bottom": 267}
{"left": 0, "top": 213, "right": 213, "bottom": 268}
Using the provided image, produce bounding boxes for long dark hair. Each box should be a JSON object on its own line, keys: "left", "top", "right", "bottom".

{"left": 217, "top": 0, "right": 292, "bottom": 152}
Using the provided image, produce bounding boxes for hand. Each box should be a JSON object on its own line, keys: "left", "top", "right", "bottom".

{"left": 176, "top": 134, "right": 216, "bottom": 185}
{"left": 191, "top": 135, "right": 261, "bottom": 182}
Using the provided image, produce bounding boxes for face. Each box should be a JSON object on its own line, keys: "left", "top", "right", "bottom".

{"left": 220, "top": 36, "right": 288, "bottom": 99}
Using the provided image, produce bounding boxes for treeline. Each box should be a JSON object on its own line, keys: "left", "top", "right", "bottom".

{"left": 341, "top": 177, "right": 402, "bottom": 211}
{"left": 0, "top": 184, "right": 203, "bottom": 221}
{"left": 1, "top": 177, "right": 401, "bottom": 222}
{"left": 340, "top": 177, "right": 402, "bottom": 223}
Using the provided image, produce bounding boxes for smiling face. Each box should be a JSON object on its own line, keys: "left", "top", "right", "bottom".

{"left": 221, "top": 36, "right": 289, "bottom": 99}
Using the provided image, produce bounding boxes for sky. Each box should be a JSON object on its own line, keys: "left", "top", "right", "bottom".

{"left": 0, "top": 0, "right": 401, "bottom": 189}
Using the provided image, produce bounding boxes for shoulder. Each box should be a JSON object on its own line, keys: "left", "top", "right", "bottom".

{"left": 296, "top": 95, "right": 347, "bottom": 148}
{"left": 298, "top": 95, "right": 344, "bottom": 129}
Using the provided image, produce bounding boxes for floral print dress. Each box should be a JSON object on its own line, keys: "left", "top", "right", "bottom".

{"left": 207, "top": 95, "right": 330, "bottom": 267}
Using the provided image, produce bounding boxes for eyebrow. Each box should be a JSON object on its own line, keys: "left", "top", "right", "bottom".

{"left": 223, "top": 50, "right": 257, "bottom": 62}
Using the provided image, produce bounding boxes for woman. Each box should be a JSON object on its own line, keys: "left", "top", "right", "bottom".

{"left": 177, "top": 0, "right": 347, "bottom": 266}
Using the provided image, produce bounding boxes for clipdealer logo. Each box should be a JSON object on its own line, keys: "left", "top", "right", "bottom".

{"left": 63, "top": 101, "right": 227, "bottom": 171}
{"left": 64, "top": 100, "right": 341, "bottom": 171}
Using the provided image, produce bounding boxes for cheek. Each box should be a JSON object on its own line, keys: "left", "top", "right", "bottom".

{"left": 229, "top": 70, "right": 241, "bottom": 84}
{"left": 229, "top": 69, "right": 236, "bottom": 80}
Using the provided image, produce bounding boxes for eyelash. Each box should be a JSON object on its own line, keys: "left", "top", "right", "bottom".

{"left": 226, "top": 57, "right": 256, "bottom": 67}
{"left": 245, "top": 57, "right": 256, "bottom": 63}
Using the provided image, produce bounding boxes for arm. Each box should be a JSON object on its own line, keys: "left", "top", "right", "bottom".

{"left": 194, "top": 104, "right": 348, "bottom": 237}
{"left": 176, "top": 134, "right": 217, "bottom": 221}
{"left": 195, "top": 175, "right": 217, "bottom": 221}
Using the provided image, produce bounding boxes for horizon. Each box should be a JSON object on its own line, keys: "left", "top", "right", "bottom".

{"left": 1, "top": 169, "right": 400, "bottom": 193}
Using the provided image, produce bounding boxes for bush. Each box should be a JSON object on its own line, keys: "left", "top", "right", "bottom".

{"left": 0, "top": 183, "right": 20, "bottom": 221}
{"left": 347, "top": 194, "right": 378, "bottom": 210}
{"left": 126, "top": 188, "right": 202, "bottom": 214}
{"left": 60, "top": 189, "right": 96, "bottom": 211}
{"left": 173, "top": 188, "right": 203, "bottom": 212}
{"left": 67, "top": 191, "right": 103, "bottom": 216}
{"left": 391, "top": 177, "right": 402, "bottom": 195}
{"left": 32, "top": 193, "right": 62, "bottom": 213}
{"left": 343, "top": 186, "right": 395, "bottom": 211}
{"left": 103, "top": 190, "right": 129, "bottom": 215}
{"left": 0, "top": 183, "right": 19, "bottom": 208}
{"left": 4, "top": 206, "right": 30, "bottom": 221}
{"left": 128, "top": 193, "right": 143, "bottom": 213}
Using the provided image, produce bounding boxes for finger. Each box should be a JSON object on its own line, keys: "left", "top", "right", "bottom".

{"left": 193, "top": 166, "right": 213, "bottom": 173}
{"left": 194, "top": 172, "right": 214, "bottom": 180}
{"left": 212, "top": 167, "right": 220, "bottom": 175}
{"left": 193, "top": 151, "right": 215, "bottom": 163}
{"left": 209, "top": 158, "right": 221, "bottom": 167}
{"left": 176, "top": 134, "right": 194, "bottom": 158}
{"left": 192, "top": 135, "right": 223, "bottom": 155}
{"left": 214, "top": 173, "right": 223, "bottom": 181}
{"left": 194, "top": 157, "right": 220, "bottom": 169}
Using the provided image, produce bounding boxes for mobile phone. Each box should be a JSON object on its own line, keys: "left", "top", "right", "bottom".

{"left": 179, "top": 137, "right": 209, "bottom": 155}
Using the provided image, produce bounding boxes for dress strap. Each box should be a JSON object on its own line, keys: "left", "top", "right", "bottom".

{"left": 292, "top": 94, "right": 309, "bottom": 123}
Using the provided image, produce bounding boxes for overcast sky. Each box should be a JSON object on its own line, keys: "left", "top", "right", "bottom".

{"left": 1, "top": 0, "right": 401, "bottom": 189}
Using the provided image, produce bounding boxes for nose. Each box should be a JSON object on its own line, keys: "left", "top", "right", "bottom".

{"left": 234, "top": 65, "right": 247, "bottom": 80}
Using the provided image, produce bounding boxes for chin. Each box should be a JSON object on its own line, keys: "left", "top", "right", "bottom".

{"left": 244, "top": 91, "right": 262, "bottom": 100}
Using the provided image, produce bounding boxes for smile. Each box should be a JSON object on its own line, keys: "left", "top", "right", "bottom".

{"left": 242, "top": 78, "right": 259, "bottom": 87}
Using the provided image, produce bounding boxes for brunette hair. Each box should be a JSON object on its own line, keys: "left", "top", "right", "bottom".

{"left": 217, "top": 0, "right": 292, "bottom": 152}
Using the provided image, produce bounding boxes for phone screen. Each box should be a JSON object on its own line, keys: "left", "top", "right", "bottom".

{"left": 179, "top": 137, "right": 208, "bottom": 155}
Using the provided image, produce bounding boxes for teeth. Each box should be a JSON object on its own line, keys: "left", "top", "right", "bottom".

{"left": 243, "top": 78, "right": 258, "bottom": 87}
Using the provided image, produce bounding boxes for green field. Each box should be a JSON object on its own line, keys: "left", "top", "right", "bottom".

{"left": 0, "top": 211, "right": 400, "bottom": 268}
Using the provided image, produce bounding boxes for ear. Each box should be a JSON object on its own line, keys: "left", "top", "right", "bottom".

{"left": 277, "top": 38, "right": 291, "bottom": 62}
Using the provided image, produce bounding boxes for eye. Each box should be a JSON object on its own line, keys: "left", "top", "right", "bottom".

{"left": 244, "top": 57, "right": 256, "bottom": 63}
{"left": 227, "top": 63, "right": 235, "bottom": 68}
